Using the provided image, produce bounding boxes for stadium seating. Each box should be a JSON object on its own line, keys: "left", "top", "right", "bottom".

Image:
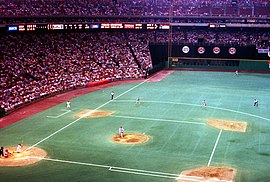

{"left": 0, "top": 32, "right": 147, "bottom": 113}
{"left": 0, "top": 0, "right": 269, "bottom": 17}
{"left": 0, "top": 0, "right": 269, "bottom": 114}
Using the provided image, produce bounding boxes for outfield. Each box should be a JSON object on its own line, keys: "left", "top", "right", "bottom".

{"left": 1, "top": 71, "right": 270, "bottom": 182}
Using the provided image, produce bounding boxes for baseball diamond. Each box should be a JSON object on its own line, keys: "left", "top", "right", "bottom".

{"left": 1, "top": 70, "right": 270, "bottom": 182}
{"left": 1, "top": 1, "right": 270, "bottom": 180}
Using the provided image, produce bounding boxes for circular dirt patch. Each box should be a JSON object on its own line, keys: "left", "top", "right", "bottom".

{"left": 0, "top": 146, "right": 47, "bottom": 166}
{"left": 208, "top": 118, "right": 247, "bottom": 132}
{"left": 177, "top": 166, "right": 236, "bottom": 182}
{"left": 112, "top": 133, "right": 149, "bottom": 144}
{"left": 74, "top": 109, "right": 113, "bottom": 118}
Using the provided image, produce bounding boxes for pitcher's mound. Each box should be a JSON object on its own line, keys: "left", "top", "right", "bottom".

{"left": 74, "top": 109, "right": 113, "bottom": 118}
{"left": 208, "top": 118, "right": 247, "bottom": 132}
{"left": 112, "top": 133, "right": 149, "bottom": 144}
{"left": 0, "top": 146, "right": 47, "bottom": 166}
{"left": 177, "top": 166, "right": 236, "bottom": 182}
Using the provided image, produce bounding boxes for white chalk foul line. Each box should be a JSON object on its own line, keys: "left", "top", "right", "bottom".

{"left": 30, "top": 156, "right": 179, "bottom": 179}
{"left": 207, "top": 129, "right": 223, "bottom": 166}
{"left": 111, "top": 166, "right": 178, "bottom": 176}
{"left": 30, "top": 156, "right": 111, "bottom": 168}
{"left": 109, "top": 168, "right": 177, "bottom": 179}
{"left": 46, "top": 110, "right": 71, "bottom": 118}
{"left": 110, "top": 115, "right": 205, "bottom": 126}
{"left": 29, "top": 156, "right": 231, "bottom": 182}
{"left": 25, "top": 80, "right": 148, "bottom": 151}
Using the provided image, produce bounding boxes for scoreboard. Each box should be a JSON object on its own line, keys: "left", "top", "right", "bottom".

{"left": 7, "top": 23, "right": 170, "bottom": 32}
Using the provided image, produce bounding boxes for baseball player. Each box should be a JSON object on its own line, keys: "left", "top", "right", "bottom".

{"left": 136, "top": 97, "right": 140, "bottom": 105}
{"left": 3, "top": 149, "right": 9, "bottom": 158}
{"left": 254, "top": 99, "right": 258, "bottom": 107}
{"left": 66, "top": 101, "right": 71, "bottom": 110}
{"left": 119, "top": 125, "right": 124, "bottom": 138}
{"left": 14, "top": 144, "right": 22, "bottom": 153}
{"left": 0, "top": 146, "right": 3, "bottom": 157}
{"left": 202, "top": 100, "right": 206, "bottom": 108}
{"left": 111, "top": 91, "right": 114, "bottom": 100}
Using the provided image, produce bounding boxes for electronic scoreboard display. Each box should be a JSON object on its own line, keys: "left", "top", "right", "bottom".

{"left": 7, "top": 23, "right": 169, "bottom": 32}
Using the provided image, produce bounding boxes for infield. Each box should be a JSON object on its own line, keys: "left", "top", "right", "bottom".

{"left": 1, "top": 71, "right": 270, "bottom": 182}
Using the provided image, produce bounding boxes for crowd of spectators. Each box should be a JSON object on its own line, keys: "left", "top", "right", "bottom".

{"left": 0, "top": 0, "right": 269, "bottom": 17}
{"left": 0, "top": 31, "right": 147, "bottom": 113}
{"left": 141, "top": 29, "right": 269, "bottom": 48}
{"left": 1, "top": 29, "right": 269, "bottom": 113}
{"left": 186, "top": 30, "right": 216, "bottom": 44}
{"left": 126, "top": 32, "right": 153, "bottom": 70}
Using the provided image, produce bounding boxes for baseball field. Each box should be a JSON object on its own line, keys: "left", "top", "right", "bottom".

{"left": 1, "top": 70, "right": 270, "bottom": 182}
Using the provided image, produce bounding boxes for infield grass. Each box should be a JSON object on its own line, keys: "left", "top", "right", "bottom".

{"left": 1, "top": 71, "right": 270, "bottom": 182}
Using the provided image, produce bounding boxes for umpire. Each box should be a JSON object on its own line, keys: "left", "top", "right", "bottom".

{"left": 0, "top": 146, "right": 3, "bottom": 157}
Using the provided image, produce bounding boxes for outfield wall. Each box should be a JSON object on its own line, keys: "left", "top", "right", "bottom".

{"left": 149, "top": 44, "right": 270, "bottom": 72}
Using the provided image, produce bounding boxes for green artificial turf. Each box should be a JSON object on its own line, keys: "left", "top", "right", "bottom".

{"left": 1, "top": 71, "right": 270, "bottom": 182}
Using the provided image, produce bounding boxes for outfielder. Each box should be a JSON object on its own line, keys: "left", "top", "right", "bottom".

{"left": 136, "top": 97, "right": 140, "bottom": 105}
{"left": 254, "top": 99, "right": 258, "bottom": 107}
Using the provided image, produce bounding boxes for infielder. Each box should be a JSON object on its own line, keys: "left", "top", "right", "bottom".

{"left": 202, "top": 100, "right": 206, "bottom": 108}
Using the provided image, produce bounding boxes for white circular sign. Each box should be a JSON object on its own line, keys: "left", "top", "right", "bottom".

{"left": 213, "top": 47, "right": 220, "bottom": 54}
{"left": 198, "top": 47, "right": 205, "bottom": 54}
{"left": 229, "top": 47, "right": 236, "bottom": 55}
{"left": 182, "top": 46, "right": 190, "bottom": 54}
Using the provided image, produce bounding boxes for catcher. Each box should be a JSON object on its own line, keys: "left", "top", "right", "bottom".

{"left": 3, "top": 149, "right": 9, "bottom": 158}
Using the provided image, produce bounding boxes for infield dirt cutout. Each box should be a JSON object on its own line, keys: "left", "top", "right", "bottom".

{"left": 74, "top": 109, "right": 113, "bottom": 118}
{"left": 177, "top": 166, "right": 236, "bottom": 182}
{"left": 0, "top": 146, "right": 47, "bottom": 166}
{"left": 112, "top": 133, "right": 149, "bottom": 144}
{"left": 208, "top": 118, "right": 247, "bottom": 132}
